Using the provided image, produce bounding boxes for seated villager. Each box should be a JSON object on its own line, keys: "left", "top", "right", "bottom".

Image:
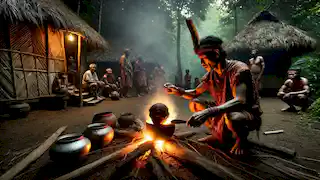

{"left": 52, "top": 72, "right": 68, "bottom": 95}
{"left": 277, "top": 68, "right": 310, "bottom": 112}
{"left": 101, "top": 68, "right": 119, "bottom": 97}
{"left": 82, "top": 63, "right": 105, "bottom": 99}
{"left": 164, "top": 35, "right": 262, "bottom": 155}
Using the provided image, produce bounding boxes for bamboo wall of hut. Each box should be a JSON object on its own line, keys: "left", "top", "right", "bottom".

{"left": 0, "top": 23, "right": 67, "bottom": 101}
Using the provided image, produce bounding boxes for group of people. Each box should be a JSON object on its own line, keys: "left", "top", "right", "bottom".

{"left": 164, "top": 30, "right": 310, "bottom": 155}
{"left": 80, "top": 49, "right": 167, "bottom": 99}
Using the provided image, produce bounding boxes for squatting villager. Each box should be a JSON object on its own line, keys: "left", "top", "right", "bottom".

{"left": 82, "top": 63, "right": 105, "bottom": 99}
{"left": 101, "top": 68, "right": 119, "bottom": 97}
{"left": 52, "top": 72, "right": 68, "bottom": 95}
{"left": 277, "top": 68, "right": 310, "bottom": 112}
{"left": 194, "top": 77, "right": 200, "bottom": 88}
{"left": 119, "top": 49, "right": 133, "bottom": 97}
{"left": 248, "top": 49, "right": 265, "bottom": 96}
{"left": 133, "top": 56, "right": 147, "bottom": 96}
{"left": 184, "top": 69, "right": 192, "bottom": 89}
{"left": 165, "top": 20, "right": 262, "bottom": 155}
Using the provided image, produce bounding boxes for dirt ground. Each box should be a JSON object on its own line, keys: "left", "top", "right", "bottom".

{"left": 0, "top": 95, "right": 320, "bottom": 176}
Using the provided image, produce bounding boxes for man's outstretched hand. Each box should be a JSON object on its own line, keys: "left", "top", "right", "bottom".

{"left": 164, "top": 83, "right": 180, "bottom": 95}
{"left": 187, "top": 107, "right": 220, "bottom": 127}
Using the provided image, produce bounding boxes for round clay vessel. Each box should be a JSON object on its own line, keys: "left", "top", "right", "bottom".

{"left": 49, "top": 134, "right": 91, "bottom": 163}
{"left": 92, "top": 112, "right": 117, "bottom": 128}
{"left": 83, "top": 123, "right": 114, "bottom": 150}
{"left": 118, "top": 113, "right": 137, "bottom": 128}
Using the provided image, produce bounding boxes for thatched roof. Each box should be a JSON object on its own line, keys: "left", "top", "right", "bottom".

{"left": 224, "top": 11, "right": 317, "bottom": 56}
{"left": 0, "top": 0, "right": 110, "bottom": 51}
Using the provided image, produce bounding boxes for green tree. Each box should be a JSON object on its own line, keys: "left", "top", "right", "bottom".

{"left": 159, "top": 0, "right": 214, "bottom": 85}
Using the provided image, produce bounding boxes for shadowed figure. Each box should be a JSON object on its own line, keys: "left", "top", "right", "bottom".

{"left": 277, "top": 68, "right": 310, "bottom": 112}
{"left": 119, "top": 49, "right": 133, "bottom": 98}
{"left": 184, "top": 69, "right": 192, "bottom": 89}
{"left": 248, "top": 49, "right": 265, "bottom": 97}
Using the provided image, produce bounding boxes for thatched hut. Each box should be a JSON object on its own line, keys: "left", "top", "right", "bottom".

{"left": 0, "top": 0, "right": 109, "bottom": 103}
{"left": 224, "top": 11, "right": 316, "bottom": 95}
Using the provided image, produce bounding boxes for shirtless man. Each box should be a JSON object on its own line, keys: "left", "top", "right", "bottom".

{"left": 164, "top": 36, "right": 262, "bottom": 155}
{"left": 277, "top": 69, "right": 310, "bottom": 112}
{"left": 248, "top": 49, "right": 265, "bottom": 96}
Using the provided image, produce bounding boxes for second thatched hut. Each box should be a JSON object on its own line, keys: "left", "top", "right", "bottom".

{"left": 224, "top": 11, "right": 316, "bottom": 95}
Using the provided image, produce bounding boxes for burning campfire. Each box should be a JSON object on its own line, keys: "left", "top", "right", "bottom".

{"left": 5, "top": 98, "right": 319, "bottom": 180}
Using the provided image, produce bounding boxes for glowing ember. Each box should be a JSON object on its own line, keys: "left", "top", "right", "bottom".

{"left": 155, "top": 140, "right": 165, "bottom": 152}
{"left": 144, "top": 92, "right": 177, "bottom": 125}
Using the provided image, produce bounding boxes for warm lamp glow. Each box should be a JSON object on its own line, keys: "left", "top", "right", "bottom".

{"left": 68, "top": 34, "right": 74, "bottom": 41}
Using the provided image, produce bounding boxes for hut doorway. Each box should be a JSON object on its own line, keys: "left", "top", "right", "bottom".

{"left": 64, "top": 33, "right": 79, "bottom": 87}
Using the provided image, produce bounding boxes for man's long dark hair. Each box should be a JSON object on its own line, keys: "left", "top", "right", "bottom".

{"left": 198, "top": 36, "right": 227, "bottom": 64}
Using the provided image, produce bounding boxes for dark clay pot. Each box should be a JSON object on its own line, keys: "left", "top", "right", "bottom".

{"left": 146, "top": 123, "right": 175, "bottom": 139}
{"left": 118, "top": 113, "right": 136, "bottom": 128}
{"left": 92, "top": 112, "right": 117, "bottom": 128}
{"left": 49, "top": 134, "right": 91, "bottom": 163}
{"left": 83, "top": 123, "right": 114, "bottom": 150}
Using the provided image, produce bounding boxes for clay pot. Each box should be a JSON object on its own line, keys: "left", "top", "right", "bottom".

{"left": 49, "top": 134, "right": 91, "bottom": 163}
{"left": 110, "top": 91, "right": 120, "bottom": 100}
{"left": 92, "top": 112, "right": 117, "bottom": 128}
{"left": 146, "top": 123, "right": 175, "bottom": 139}
{"left": 83, "top": 123, "right": 114, "bottom": 150}
{"left": 118, "top": 113, "right": 137, "bottom": 128}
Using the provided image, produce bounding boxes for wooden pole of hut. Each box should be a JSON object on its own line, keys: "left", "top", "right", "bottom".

{"left": 4, "top": 21, "right": 17, "bottom": 98}
{"left": 77, "top": 34, "right": 83, "bottom": 107}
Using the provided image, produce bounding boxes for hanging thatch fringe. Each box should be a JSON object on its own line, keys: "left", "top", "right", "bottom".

{"left": 224, "top": 11, "right": 316, "bottom": 55}
{"left": 0, "top": 0, "right": 110, "bottom": 51}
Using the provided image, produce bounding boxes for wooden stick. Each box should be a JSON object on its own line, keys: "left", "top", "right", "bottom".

{"left": 105, "top": 141, "right": 153, "bottom": 179}
{"left": 173, "top": 131, "right": 197, "bottom": 139}
{"left": 153, "top": 152, "right": 179, "bottom": 180}
{"left": 55, "top": 140, "right": 152, "bottom": 180}
{"left": 0, "top": 126, "right": 67, "bottom": 180}
{"left": 263, "top": 130, "right": 284, "bottom": 135}
{"left": 163, "top": 141, "right": 243, "bottom": 180}
{"left": 149, "top": 156, "right": 168, "bottom": 180}
{"left": 248, "top": 140, "right": 296, "bottom": 157}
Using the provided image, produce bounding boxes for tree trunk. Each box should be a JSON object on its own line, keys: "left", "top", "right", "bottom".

{"left": 176, "top": 9, "right": 182, "bottom": 86}
{"left": 234, "top": 5, "right": 237, "bottom": 36}
{"left": 77, "top": 0, "right": 81, "bottom": 15}
{"left": 98, "top": 0, "right": 103, "bottom": 33}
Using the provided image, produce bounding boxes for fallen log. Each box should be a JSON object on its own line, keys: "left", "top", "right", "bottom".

{"left": 0, "top": 126, "right": 67, "bottom": 180}
{"left": 55, "top": 140, "right": 152, "bottom": 180}
{"left": 248, "top": 140, "right": 296, "bottom": 158}
{"left": 149, "top": 156, "right": 168, "bottom": 180}
{"left": 107, "top": 142, "right": 153, "bottom": 179}
{"left": 173, "top": 131, "right": 197, "bottom": 139}
{"left": 152, "top": 152, "right": 179, "bottom": 180}
{"left": 163, "top": 141, "right": 243, "bottom": 180}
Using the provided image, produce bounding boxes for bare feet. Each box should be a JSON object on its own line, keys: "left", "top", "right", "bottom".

{"left": 230, "top": 139, "right": 244, "bottom": 155}
{"left": 281, "top": 106, "right": 297, "bottom": 112}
